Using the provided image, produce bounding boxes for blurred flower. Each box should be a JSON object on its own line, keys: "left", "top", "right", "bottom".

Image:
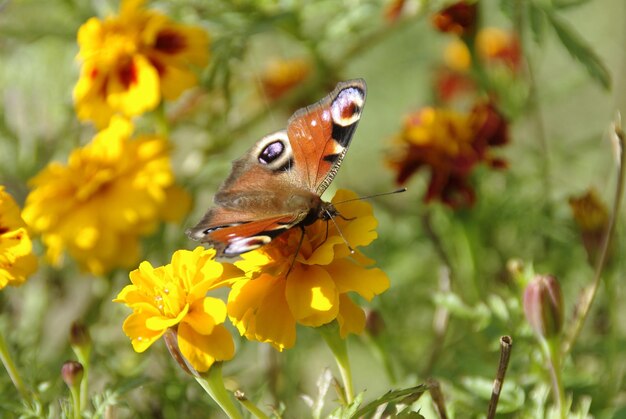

{"left": 0, "top": 186, "right": 38, "bottom": 289}
{"left": 569, "top": 188, "right": 611, "bottom": 265}
{"left": 443, "top": 27, "right": 522, "bottom": 73}
{"left": 384, "top": 0, "right": 407, "bottom": 22}
{"left": 388, "top": 102, "right": 508, "bottom": 207}
{"left": 61, "top": 361, "right": 84, "bottom": 388}
{"left": 434, "top": 67, "right": 476, "bottom": 103}
{"left": 432, "top": 1, "right": 477, "bottom": 36}
{"left": 523, "top": 275, "right": 564, "bottom": 339}
{"left": 227, "top": 189, "right": 390, "bottom": 351}
{"left": 74, "top": 0, "right": 210, "bottom": 127}
{"left": 260, "top": 58, "right": 311, "bottom": 100}
{"left": 23, "top": 117, "right": 191, "bottom": 275}
{"left": 114, "top": 247, "right": 242, "bottom": 372}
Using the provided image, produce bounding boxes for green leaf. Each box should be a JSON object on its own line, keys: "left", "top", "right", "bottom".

{"left": 528, "top": 3, "right": 545, "bottom": 44}
{"left": 552, "top": 0, "right": 593, "bottom": 9}
{"left": 349, "top": 385, "right": 427, "bottom": 418}
{"left": 545, "top": 10, "right": 611, "bottom": 90}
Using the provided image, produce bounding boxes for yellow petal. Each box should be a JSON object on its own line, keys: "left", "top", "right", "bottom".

{"left": 337, "top": 294, "right": 366, "bottom": 338}
{"left": 122, "top": 312, "right": 165, "bottom": 353}
{"left": 325, "top": 259, "right": 390, "bottom": 301}
{"left": 183, "top": 297, "right": 227, "bottom": 335}
{"left": 145, "top": 303, "right": 188, "bottom": 331}
{"left": 106, "top": 54, "right": 160, "bottom": 116}
{"left": 228, "top": 274, "right": 296, "bottom": 351}
{"left": 285, "top": 265, "right": 338, "bottom": 327}
{"left": 177, "top": 322, "right": 234, "bottom": 372}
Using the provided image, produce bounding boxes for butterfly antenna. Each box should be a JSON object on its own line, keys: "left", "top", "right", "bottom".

{"left": 325, "top": 209, "right": 355, "bottom": 254}
{"left": 333, "top": 188, "right": 407, "bottom": 205}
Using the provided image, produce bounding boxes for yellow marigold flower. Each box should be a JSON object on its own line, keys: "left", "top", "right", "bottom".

{"left": 22, "top": 117, "right": 190, "bottom": 275}
{"left": 227, "top": 189, "right": 390, "bottom": 351}
{"left": 0, "top": 187, "right": 38, "bottom": 289}
{"left": 74, "top": 0, "right": 210, "bottom": 127}
{"left": 115, "top": 247, "right": 241, "bottom": 372}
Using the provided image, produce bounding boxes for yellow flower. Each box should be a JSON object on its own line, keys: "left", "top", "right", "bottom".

{"left": 115, "top": 247, "right": 241, "bottom": 372}
{"left": 443, "top": 27, "right": 521, "bottom": 73}
{"left": 74, "top": 0, "right": 210, "bottom": 127}
{"left": 0, "top": 187, "right": 38, "bottom": 288}
{"left": 22, "top": 117, "right": 190, "bottom": 275}
{"left": 227, "top": 189, "right": 390, "bottom": 351}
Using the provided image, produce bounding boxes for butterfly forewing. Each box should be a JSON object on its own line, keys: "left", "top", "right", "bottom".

{"left": 287, "top": 79, "right": 366, "bottom": 194}
{"left": 187, "top": 79, "right": 367, "bottom": 257}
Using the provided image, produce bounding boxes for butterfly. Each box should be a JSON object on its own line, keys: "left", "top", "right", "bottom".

{"left": 187, "top": 79, "right": 367, "bottom": 257}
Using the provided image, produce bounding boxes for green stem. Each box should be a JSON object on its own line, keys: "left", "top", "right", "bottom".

{"left": 70, "top": 382, "right": 81, "bottom": 419}
{"left": 319, "top": 323, "right": 354, "bottom": 404}
{"left": 545, "top": 338, "right": 566, "bottom": 419}
{"left": 0, "top": 329, "right": 29, "bottom": 401}
{"left": 563, "top": 123, "right": 625, "bottom": 355}
{"left": 234, "top": 390, "right": 271, "bottom": 419}
{"left": 196, "top": 363, "right": 242, "bottom": 419}
{"left": 73, "top": 345, "right": 90, "bottom": 411}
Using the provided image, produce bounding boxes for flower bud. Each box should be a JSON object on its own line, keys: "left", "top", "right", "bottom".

{"left": 69, "top": 322, "right": 91, "bottom": 348}
{"left": 61, "top": 361, "right": 84, "bottom": 388}
{"left": 523, "top": 275, "right": 564, "bottom": 339}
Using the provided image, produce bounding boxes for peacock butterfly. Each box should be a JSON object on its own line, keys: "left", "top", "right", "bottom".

{"left": 187, "top": 79, "right": 367, "bottom": 256}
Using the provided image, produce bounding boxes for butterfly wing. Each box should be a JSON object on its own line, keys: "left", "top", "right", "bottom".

{"left": 286, "top": 79, "right": 367, "bottom": 194}
{"left": 187, "top": 79, "right": 367, "bottom": 256}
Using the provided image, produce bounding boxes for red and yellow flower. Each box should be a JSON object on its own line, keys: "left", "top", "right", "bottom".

{"left": 388, "top": 103, "right": 508, "bottom": 207}
{"left": 227, "top": 189, "right": 390, "bottom": 351}
{"left": 74, "top": 0, "right": 210, "bottom": 127}
{"left": 0, "top": 187, "right": 38, "bottom": 289}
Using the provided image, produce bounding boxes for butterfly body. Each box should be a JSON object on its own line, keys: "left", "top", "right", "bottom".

{"left": 187, "top": 79, "right": 366, "bottom": 256}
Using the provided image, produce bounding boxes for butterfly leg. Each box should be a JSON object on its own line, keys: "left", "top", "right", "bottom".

{"left": 286, "top": 225, "right": 307, "bottom": 277}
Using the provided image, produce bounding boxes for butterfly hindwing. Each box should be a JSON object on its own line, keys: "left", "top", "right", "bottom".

{"left": 187, "top": 79, "right": 367, "bottom": 256}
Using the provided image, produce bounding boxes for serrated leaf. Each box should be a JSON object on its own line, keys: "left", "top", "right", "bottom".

{"left": 546, "top": 10, "right": 611, "bottom": 90}
{"left": 528, "top": 3, "right": 545, "bottom": 44}
{"left": 349, "top": 385, "right": 427, "bottom": 418}
{"left": 328, "top": 392, "right": 364, "bottom": 419}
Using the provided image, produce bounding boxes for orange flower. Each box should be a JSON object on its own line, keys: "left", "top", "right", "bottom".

{"left": 389, "top": 102, "right": 508, "bottom": 207}
{"left": 74, "top": 0, "right": 210, "bottom": 127}
{"left": 227, "top": 190, "right": 389, "bottom": 351}
{"left": 432, "top": 1, "right": 477, "bottom": 36}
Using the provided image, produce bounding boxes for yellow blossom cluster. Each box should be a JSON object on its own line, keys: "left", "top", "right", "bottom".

{"left": 23, "top": 117, "right": 190, "bottom": 275}
{"left": 20, "top": 0, "right": 208, "bottom": 276}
